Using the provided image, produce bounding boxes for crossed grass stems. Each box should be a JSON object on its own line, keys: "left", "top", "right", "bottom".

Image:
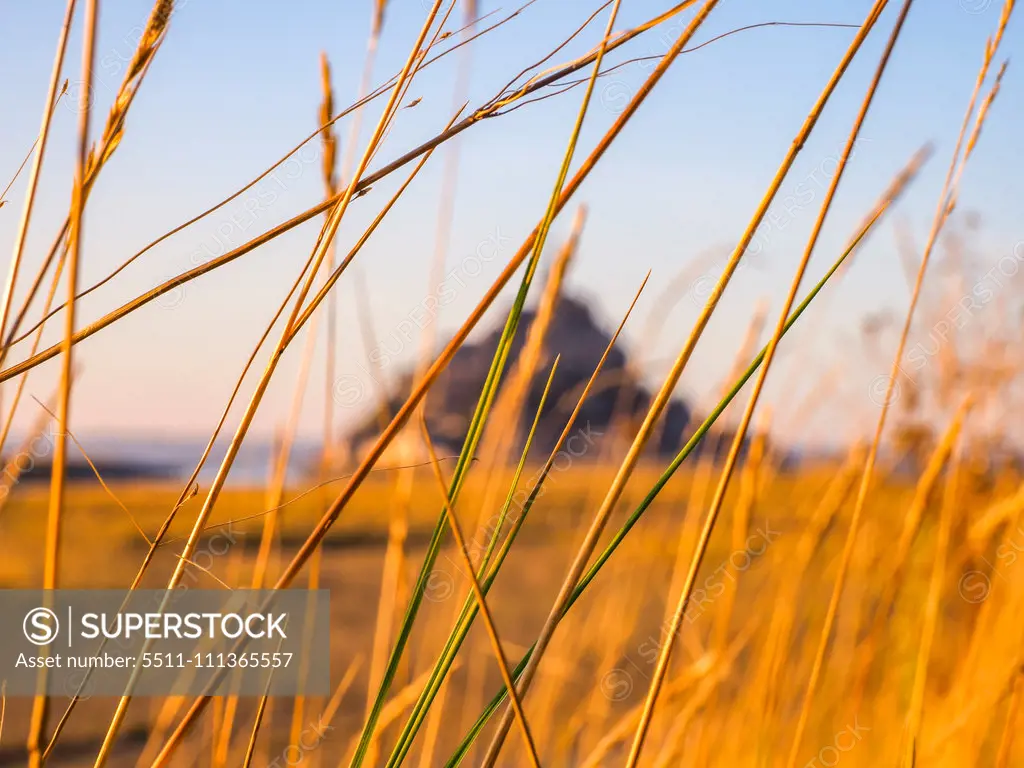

{"left": 0, "top": 0, "right": 1015, "bottom": 764}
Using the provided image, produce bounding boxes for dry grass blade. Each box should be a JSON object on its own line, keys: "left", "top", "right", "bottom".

{"left": 509, "top": 21, "right": 862, "bottom": 113}
{"left": 624, "top": 1, "right": 905, "bottom": 760}
{"left": 319, "top": 50, "right": 340, "bottom": 473}
{"left": 0, "top": 0, "right": 735, "bottom": 378}
{"left": 171, "top": 554, "right": 232, "bottom": 591}
{"left": 0, "top": 0, "right": 74, "bottom": 353}
{"left": 784, "top": 4, "right": 1014, "bottom": 764}
{"left": 447, "top": 142, "right": 930, "bottom": 766}
{"left": 381, "top": 273, "right": 648, "bottom": 768}
{"left": 1, "top": 105, "right": 62, "bottom": 207}
{"left": 477, "top": 4, "right": 727, "bottom": 763}
{"left": 486, "top": 0, "right": 698, "bottom": 112}
{"left": 1, "top": 0, "right": 175, "bottom": 362}
{"left": 484, "top": 0, "right": 888, "bottom": 756}
{"left": 419, "top": 412, "right": 543, "bottom": 767}
{"left": 902, "top": 409, "right": 966, "bottom": 763}
{"left": 239, "top": 632, "right": 289, "bottom": 768}
{"left": 89, "top": 5, "right": 451, "bottom": 763}
{"left": 26, "top": 2, "right": 98, "bottom": 766}
{"left": 3, "top": 3, "right": 518, "bottom": 350}
{"left": 845, "top": 397, "right": 972, "bottom": 715}
{"left": 31, "top": 396, "right": 150, "bottom": 545}
{"left": 239, "top": 683, "right": 271, "bottom": 768}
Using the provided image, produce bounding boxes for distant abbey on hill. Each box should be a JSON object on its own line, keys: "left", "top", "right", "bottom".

{"left": 343, "top": 294, "right": 721, "bottom": 467}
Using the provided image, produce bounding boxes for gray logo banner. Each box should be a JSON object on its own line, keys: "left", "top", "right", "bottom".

{"left": 0, "top": 589, "right": 330, "bottom": 697}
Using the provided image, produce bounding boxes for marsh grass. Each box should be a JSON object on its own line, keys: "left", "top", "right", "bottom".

{"left": 1, "top": 1, "right": 1022, "bottom": 766}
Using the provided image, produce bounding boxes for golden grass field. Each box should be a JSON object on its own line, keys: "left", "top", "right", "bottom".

{"left": 1, "top": 457, "right": 1022, "bottom": 766}
{"left": 1, "top": 0, "right": 1023, "bottom": 765}
{"left": 0, "top": 467, "right": 918, "bottom": 764}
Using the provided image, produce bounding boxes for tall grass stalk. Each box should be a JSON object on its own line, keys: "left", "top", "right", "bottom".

{"left": 360, "top": 0, "right": 628, "bottom": 761}
{"left": 480, "top": 0, "right": 887, "bottom": 756}
{"left": 456, "top": 208, "right": 583, "bottom": 754}
{"left": 624, "top": 0, "right": 907, "bottom": 759}
{"left": 344, "top": 0, "right": 624, "bottom": 761}
{"left": 90, "top": 6, "right": 450, "bottom": 764}
{"left": 41, "top": 130, "right": 441, "bottom": 764}
{"left": 143, "top": 6, "right": 870, "bottom": 761}
{"left": 902, "top": 412, "right": 965, "bottom": 764}
{"left": 419, "top": 410, "right": 543, "bottom": 766}
{"left": 0, "top": 0, "right": 76, "bottom": 361}
{"left": 1, "top": 0, "right": 174, "bottom": 361}
{"left": 784, "top": 5, "right": 1013, "bottom": 763}
{"left": 26, "top": 2, "right": 97, "bottom": 766}
{"left": 391, "top": 366, "right": 555, "bottom": 768}
{"left": 751, "top": 446, "right": 866, "bottom": 763}
{"left": 382, "top": 277, "right": 647, "bottom": 768}
{"left": 846, "top": 398, "right": 972, "bottom": 716}
{"left": 0, "top": 2, "right": 716, "bottom": 385}
{"left": 444, "top": 145, "right": 929, "bottom": 765}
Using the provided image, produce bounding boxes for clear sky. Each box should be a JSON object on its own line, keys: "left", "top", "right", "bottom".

{"left": 0, "top": 0, "right": 1021, "bottom": 449}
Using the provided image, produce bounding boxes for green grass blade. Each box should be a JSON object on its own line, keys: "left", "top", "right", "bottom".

{"left": 383, "top": 362, "right": 559, "bottom": 767}
{"left": 387, "top": 274, "right": 647, "bottom": 765}
{"left": 348, "top": 0, "right": 622, "bottom": 753}
{"left": 442, "top": 189, "right": 911, "bottom": 766}
{"left": 349, "top": 103, "right": 584, "bottom": 763}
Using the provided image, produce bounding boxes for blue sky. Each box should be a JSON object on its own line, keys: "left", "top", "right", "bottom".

{"left": 0, "top": 0, "right": 1020, "bottom": 448}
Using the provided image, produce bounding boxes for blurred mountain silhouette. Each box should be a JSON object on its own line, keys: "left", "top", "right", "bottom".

{"left": 344, "top": 294, "right": 742, "bottom": 466}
